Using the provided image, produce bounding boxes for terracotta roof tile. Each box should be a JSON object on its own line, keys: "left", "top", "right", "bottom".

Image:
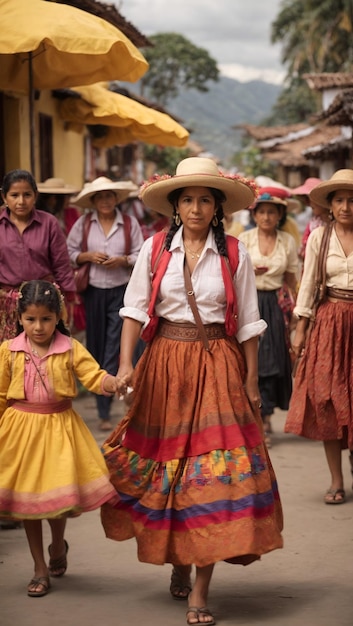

{"left": 304, "top": 72, "right": 353, "bottom": 91}
{"left": 54, "top": 0, "right": 152, "bottom": 48}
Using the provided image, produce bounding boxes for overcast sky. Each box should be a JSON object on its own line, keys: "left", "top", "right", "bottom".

{"left": 118, "top": 0, "right": 285, "bottom": 84}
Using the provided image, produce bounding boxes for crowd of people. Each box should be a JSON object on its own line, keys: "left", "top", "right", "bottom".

{"left": 1, "top": 159, "right": 353, "bottom": 626}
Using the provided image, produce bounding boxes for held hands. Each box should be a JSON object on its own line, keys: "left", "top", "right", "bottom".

{"left": 116, "top": 364, "right": 134, "bottom": 400}
{"left": 103, "top": 375, "right": 118, "bottom": 395}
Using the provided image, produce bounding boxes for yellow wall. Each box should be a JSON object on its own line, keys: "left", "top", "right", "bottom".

{"left": 1, "top": 89, "right": 86, "bottom": 185}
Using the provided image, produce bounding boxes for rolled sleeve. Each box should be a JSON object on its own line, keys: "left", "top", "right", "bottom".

{"left": 235, "top": 242, "right": 267, "bottom": 342}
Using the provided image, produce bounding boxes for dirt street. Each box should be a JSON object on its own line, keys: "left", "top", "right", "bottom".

{"left": 1, "top": 394, "right": 352, "bottom": 626}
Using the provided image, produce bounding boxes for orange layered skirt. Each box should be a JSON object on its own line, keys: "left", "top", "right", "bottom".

{"left": 101, "top": 326, "right": 283, "bottom": 567}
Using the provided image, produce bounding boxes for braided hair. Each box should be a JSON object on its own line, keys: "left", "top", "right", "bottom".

{"left": 164, "top": 187, "right": 228, "bottom": 256}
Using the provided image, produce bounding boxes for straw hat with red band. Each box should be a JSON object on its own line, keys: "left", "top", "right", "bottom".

{"left": 309, "top": 169, "right": 353, "bottom": 209}
{"left": 139, "top": 157, "right": 258, "bottom": 217}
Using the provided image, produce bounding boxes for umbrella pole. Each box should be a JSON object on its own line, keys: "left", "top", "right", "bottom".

{"left": 29, "top": 52, "right": 36, "bottom": 177}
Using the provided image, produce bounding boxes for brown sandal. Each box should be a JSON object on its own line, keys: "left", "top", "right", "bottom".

{"left": 324, "top": 489, "right": 346, "bottom": 505}
{"left": 27, "top": 576, "right": 51, "bottom": 597}
{"left": 186, "top": 606, "right": 215, "bottom": 625}
{"left": 48, "top": 539, "right": 69, "bottom": 577}
{"left": 170, "top": 566, "right": 192, "bottom": 600}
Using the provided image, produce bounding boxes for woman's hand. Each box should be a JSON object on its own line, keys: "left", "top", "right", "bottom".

{"left": 244, "top": 375, "right": 262, "bottom": 411}
{"left": 116, "top": 364, "right": 134, "bottom": 395}
{"left": 91, "top": 251, "right": 109, "bottom": 265}
{"left": 291, "top": 317, "right": 310, "bottom": 357}
{"left": 100, "top": 256, "right": 129, "bottom": 269}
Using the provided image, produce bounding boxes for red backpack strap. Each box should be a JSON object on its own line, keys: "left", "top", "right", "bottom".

{"left": 221, "top": 236, "right": 239, "bottom": 336}
{"left": 122, "top": 214, "right": 131, "bottom": 256}
{"left": 141, "top": 231, "right": 171, "bottom": 342}
{"left": 81, "top": 212, "right": 92, "bottom": 252}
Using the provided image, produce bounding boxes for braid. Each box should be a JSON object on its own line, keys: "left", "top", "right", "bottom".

{"left": 212, "top": 206, "right": 228, "bottom": 257}
{"left": 165, "top": 211, "right": 181, "bottom": 250}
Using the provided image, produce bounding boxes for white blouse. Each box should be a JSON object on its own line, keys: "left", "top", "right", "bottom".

{"left": 120, "top": 227, "right": 267, "bottom": 344}
{"left": 238, "top": 228, "right": 299, "bottom": 291}
{"left": 295, "top": 225, "right": 353, "bottom": 319}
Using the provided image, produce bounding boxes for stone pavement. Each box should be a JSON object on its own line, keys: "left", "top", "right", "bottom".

{"left": 1, "top": 397, "right": 352, "bottom": 626}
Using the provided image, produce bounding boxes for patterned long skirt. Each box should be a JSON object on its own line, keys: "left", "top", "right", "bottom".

{"left": 101, "top": 327, "right": 283, "bottom": 567}
{"left": 285, "top": 300, "right": 353, "bottom": 448}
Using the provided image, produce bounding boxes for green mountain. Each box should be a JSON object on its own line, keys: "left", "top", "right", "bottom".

{"left": 167, "top": 76, "right": 281, "bottom": 164}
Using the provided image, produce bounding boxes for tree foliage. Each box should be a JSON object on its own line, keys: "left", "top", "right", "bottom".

{"left": 140, "top": 33, "right": 219, "bottom": 106}
{"left": 271, "top": 0, "right": 353, "bottom": 76}
{"left": 267, "top": 0, "right": 353, "bottom": 125}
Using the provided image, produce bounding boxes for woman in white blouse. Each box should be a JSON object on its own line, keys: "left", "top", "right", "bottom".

{"left": 100, "top": 158, "right": 283, "bottom": 626}
{"left": 67, "top": 177, "right": 144, "bottom": 431}
{"left": 239, "top": 193, "right": 298, "bottom": 448}
{"left": 285, "top": 170, "right": 353, "bottom": 505}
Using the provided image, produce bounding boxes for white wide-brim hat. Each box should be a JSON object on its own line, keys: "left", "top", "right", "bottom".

{"left": 73, "top": 176, "right": 138, "bottom": 209}
{"left": 140, "top": 157, "right": 258, "bottom": 216}
{"left": 37, "top": 177, "right": 79, "bottom": 195}
{"left": 310, "top": 169, "right": 353, "bottom": 208}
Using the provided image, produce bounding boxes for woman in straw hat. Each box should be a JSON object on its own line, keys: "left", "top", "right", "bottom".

{"left": 285, "top": 169, "right": 353, "bottom": 505}
{"left": 239, "top": 190, "right": 299, "bottom": 448}
{"left": 67, "top": 177, "right": 144, "bottom": 431}
{"left": 101, "top": 158, "right": 283, "bottom": 625}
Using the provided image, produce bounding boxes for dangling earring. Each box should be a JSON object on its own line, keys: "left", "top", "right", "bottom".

{"left": 212, "top": 214, "right": 218, "bottom": 227}
{"left": 329, "top": 209, "right": 334, "bottom": 221}
{"left": 174, "top": 213, "right": 181, "bottom": 226}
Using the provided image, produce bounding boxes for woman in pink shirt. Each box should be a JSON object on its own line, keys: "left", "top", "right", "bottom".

{"left": 0, "top": 169, "right": 76, "bottom": 343}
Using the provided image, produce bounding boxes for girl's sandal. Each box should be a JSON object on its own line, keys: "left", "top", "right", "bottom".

{"left": 48, "top": 539, "right": 69, "bottom": 577}
{"left": 27, "top": 576, "right": 51, "bottom": 597}
{"left": 170, "top": 566, "right": 192, "bottom": 600}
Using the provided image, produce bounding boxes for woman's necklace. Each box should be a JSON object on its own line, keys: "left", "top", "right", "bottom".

{"left": 183, "top": 241, "right": 206, "bottom": 259}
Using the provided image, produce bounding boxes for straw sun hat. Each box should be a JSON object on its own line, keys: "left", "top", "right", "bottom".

{"left": 139, "top": 157, "right": 258, "bottom": 217}
{"left": 309, "top": 169, "right": 353, "bottom": 209}
{"left": 73, "top": 176, "right": 138, "bottom": 209}
{"left": 37, "top": 178, "right": 80, "bottom": 195}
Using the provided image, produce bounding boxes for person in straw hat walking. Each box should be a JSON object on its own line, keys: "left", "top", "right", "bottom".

{"left": 67, "top": 177, "right": 144, "bottom": 431}
{"left": 101, "top": 157, "right": 283, "bottom": 626}
{"left": 285, "top": 169, "right": 353, "bottom": 505}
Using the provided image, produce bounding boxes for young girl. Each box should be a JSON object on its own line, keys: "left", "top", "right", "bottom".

{"left": 0, "top": 280, "right": 118, "bottom": 598}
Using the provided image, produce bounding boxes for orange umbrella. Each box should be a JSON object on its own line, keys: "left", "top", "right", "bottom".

{"left": 58, "top": 83, "right": 189, "bottom": 148}
{"left": 0, "top": 0, "right": 148, "bottom": 172}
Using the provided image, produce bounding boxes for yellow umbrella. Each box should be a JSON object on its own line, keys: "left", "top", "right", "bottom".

{"left": 0, "top": 0, "right": 148, "bottom": 173}
{"left": 58, "top": 83, "right": 189, "bottom": 148}
{"left": 0, "top": 0, "right": 148, "bottom": 91}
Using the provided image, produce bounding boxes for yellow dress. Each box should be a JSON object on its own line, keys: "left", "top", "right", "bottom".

{"left": 0, "top": 331, "right": 117, "bottom": 520}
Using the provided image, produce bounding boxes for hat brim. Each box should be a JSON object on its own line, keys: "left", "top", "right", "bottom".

{"left": 37, "top": 186, "right": 79, "bottom": 195}
{"left": 310, "top": 181, "right": 353, "bottom": 209}
{"left": 140, "top": 174, "right": 255, "bottom": 216}
{"left": 73, "top": 187, "right": 134, "bottom": 209}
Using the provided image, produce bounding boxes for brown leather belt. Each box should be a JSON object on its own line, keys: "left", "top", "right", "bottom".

{"left": 326, "top": 287, "right": 353, "bottom": 302}
{"left": 157, "top": 319, "right": 226, "bottom": 341}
